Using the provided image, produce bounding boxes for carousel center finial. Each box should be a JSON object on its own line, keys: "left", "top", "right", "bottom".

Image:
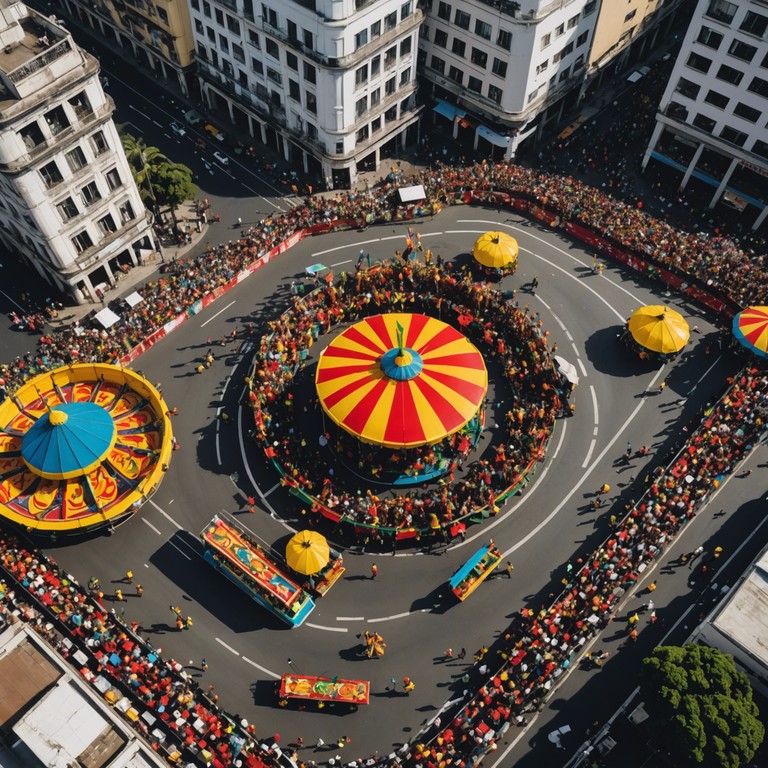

{"left": 380, "top": 320, "right": 424, "bottom": 380}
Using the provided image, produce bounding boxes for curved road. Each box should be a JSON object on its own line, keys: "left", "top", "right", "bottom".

{"left": 43, "top": 205, "right": 743, "bottom": 764}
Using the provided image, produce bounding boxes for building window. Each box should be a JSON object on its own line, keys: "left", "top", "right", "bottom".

{"left": 385, "top": 46, "right": 397, "bottom": 68}
{"left": 492, "top": 57, "right": 507, "bottom": 78}
{"left": 540, "top": 33, "right": 551, "bottom": 50}
{"left": 719, "top": 125, "right": 747, "bottom": 146}
{"left": 686, "top": 52, "right": 712, "bottom": 73}
{"left": 306, "top": 91, "right": 317, "bottom": 114}
{"left": 753, "top": 140, "right": 768, "bottom": 161}
{"left": 431, "top": 55, "right": 445, "bottom": 74}
{"left": 475, "top": 20, "right": 491, "bottom": 40}
{"left": 624, "top": 9, "right": 636, "bottom": 22}
{"left": 356, "top": 96, "right": 367, "bottom": 118}
{"left": 265, "top": 38, "right": 279, "bottom": 59}
{"left": 355, "top": 29, "right": 368, "bottom": 49}
{"left": 437, "top": 1, "right": 450, "bottom": 21}
{"left": 400, "top": 37, "right": 412, "bottom": 56}
{"left": 44, "top": 105, "right": 70, "bottom": 135}
{"left": 434, "top": 29, "right": 447, "bottom": 47}
{"left": 371, "top": 55, "right": 380, "bottom": 76}
{"left": 562, "top": 41, "right": 573, "bottom": 56}
{"left": 118, "top": 202, "right": 135, "bottom": 224}
{"left": 716, "top": 63, "right": 743, "bottom": 85}
{"left": 80, "top": 181, "right": 101, "bottom": 206}
{"left": 468, "top": 75, "right": 482, "bottom": 93}
{"left": 105, "top": 168, "right": 122, "bottom": 191}
{"left": 289, "top": 79, "right": 300, "bottom": 101}
{"left": 567, "top": 14, "right": 578, "bottom": 29}
{"left": 303, "top": 29, "right": 313, "bottom": 52}
{"left": 248, "top": 30, "right": 260, "bottom": 49}
{"left": 747, "top": 76, "right": 768, "bottom": 98}
{"left": 371, "top": 117, "right": 381, "bottom": 134}
{"left": 384, "top": 106, "right": 396, "bottom": 123}
{"left": 261, "top": 4, "right": 277, "bottom": 26}
{"left": 400, "top": 67, "right": 411, "bottom": 85}
{"left": 733, "top": 102, "right": 761, "bottom": 123}
{"left": 728, "top": 39, "right": 757, "bottom": 63}
{"left": 454, "top": 10, "right": 470, "bottom": 29}
{"left": 356, "top": 126, "right": 369, "bottom": 143}
{"left": 65, "top": 147, "right": 87, "bottom": 172}
{"left": 304, "top": 62, "right": 316, "bottom": 84}
{"left": 97, "top": 214, "right": 117, "bottom": 236}
{"left": 219, "top": 35, "right": 230, "bottom": 53}
{"left": 40, "top": 161, "right": 63, "bottom": 188}
{"left": 555, "top": 23, "right": 565, "bottom": 37}
{"left": 470, "top": 47, "right": 487, "bottom": 67}
{"left": 697, "top": 26, "right": 723, "bottom": 49}
{"left": 227, "top": 15, "right": 240, "bottom": 35}
{"left": 675, "top": 77, "right": 701, "bottom": 99}
{"left": 577, "top": 31, "right": 589, "bottom": 47}
{"left": 266, "top": 67, "right": 281, "bottom": 84}
{"left": 536, "top": 60, "right": 548, "bottom": 75}
{"left": 56, "top": 197, "right": 79, "bottom": 221}
{"left": 287, "top": 20, "right": 297, "bottom": 41}
{"left": 497, "top": 29, "right": 512, "bottom": 50}
{"left": 202, "top": 1, "right": 211, "bottom": 17}
{"left": 401, "top": 2, "right": 411, "bottom": 20}
{"left": 72, "top": 230, "right": 93, "bottom": 254}
{"left": 307, "top": 122, "right": 317, "bottom": 140}
{"left": 705, "top": 0, "right": 737, "bottom": 25}
{"left": 740, "top": 11, "right": 768, "bottom": 38}
{"left": 385, "top": 76, "right": 396, "bottom": 95}
{"left": 252, "top": 58, "right": 264, "bottom": 74}
{"left": 692, "top": 113, "right": 716, "bottom": 133}
{"left": 371, "top": 20, "right": 381, "bottom": 38}
{"left": 285, "top": 51, "right": 297, "bottom": 70}
{"left": 355, "top": 64, "right": 368, "bottom": 86}
{"left": 233, "top": 44, "right": 245, "bottom": 63}
{"left": 703, "top": 89, "right": 729, "bottom": 109}
{"left": 370, "top": 88, "right": 380, "bottom": 106}
{"left": 452, "top": 39, "right": 466, "bottom": 57}
{"left": 91, "top": 131, "right": 108, "bottom": 155}
{"left": 559, "top": 66, "right": 571, "bottom": 82}
{"left": 384, "top": 11, "right": 397, "bottom": 30}
{"left": 488, "top": 84, "right": 502, "bottom": 104}
{"left": 583, "top": 0, "right": 597, "bottom": 16}
{"left": 448, "top": 65, "right": 462, "bottom": 84}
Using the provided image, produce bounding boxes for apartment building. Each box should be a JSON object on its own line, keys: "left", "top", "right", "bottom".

{"left": 419, "top": 0, "right": 600, "bottom": 159}
{"left": 642, "top": 0, "right": 768, "bottom": 230}
{"left": 0, "top": 0, "right": 155, "bottom": 304}
{"left": 190, "top": 0, "right": 423, "bottom": 188}
{"left": 58, "top": 0, "right": 196, "bottom": 97}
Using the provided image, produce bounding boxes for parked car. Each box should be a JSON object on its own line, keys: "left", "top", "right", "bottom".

{"left": 205, "top": 123, "right": 225, "bottom": 142}
{"left": 170, "top": 122, "right": 186, "bottom": 137}
{"left": 213, "top": 150, "right": 230, "bottom": 166}
{"left": 184, "top": 109, "right": 203, "bottom": 126}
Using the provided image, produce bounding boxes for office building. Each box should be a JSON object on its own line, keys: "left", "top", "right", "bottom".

{"left": 0, "top": 0, "right": 156, "bottom": 304}
{"left": 642, "top": 0, "right": 768, "bottom": 230}
{"left": 189, "top": 0, "right": 423, "bottom": 188}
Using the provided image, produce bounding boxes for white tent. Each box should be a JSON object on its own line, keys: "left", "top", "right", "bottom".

{"left": 124, "top": 291, "right": 144, "bottom": 308}
{"left": 398, "top": 185, "right": 426, "bottom": 203}
{"left": 94, "top": 307, "right": 120, "bottom": 328}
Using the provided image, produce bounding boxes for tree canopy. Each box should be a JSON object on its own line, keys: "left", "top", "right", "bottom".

{"left": 151, "top": 161, "right": 197, "bottom": 214}
{"left": 640, "top": 644, "right": 764, "bottom": 768}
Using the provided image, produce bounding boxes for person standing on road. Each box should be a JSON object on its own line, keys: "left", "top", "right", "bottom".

{"left": 371, "top": 563, "right": 378, "bottom": 580}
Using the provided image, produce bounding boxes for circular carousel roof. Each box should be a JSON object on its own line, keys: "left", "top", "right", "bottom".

{"left": 732, "top": 305, "right": 768, "bottom": 359}
{"left": 0, "top": 364, "right": 173, "bottom": 533}
{"left": 315, "top": 313, "right": 487, "bottom": 449}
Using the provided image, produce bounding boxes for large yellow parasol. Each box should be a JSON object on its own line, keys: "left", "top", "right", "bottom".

{"left": 627, "top": 305, "right": 689, "bottom": 355}
{"left": 472, "top": 231, "right": 519, "bottom": 269}
{"left": 285, "top": 529, "right": 330, "bottom": 575}
{"left": 315, "top": 313, "right": 487, "bottom": 448}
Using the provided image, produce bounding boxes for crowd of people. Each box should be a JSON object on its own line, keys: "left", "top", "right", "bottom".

{"left": 0, "top": 533, "right": 283, "bottom": 768}
{"left": 404, "top": 367, "right": 768, "bottom": 768}
{"left": 248, "top": 263, "right": 561, "bottom": 541}
{"left": 0, "top": 153, "right": 766, "bottom": 767}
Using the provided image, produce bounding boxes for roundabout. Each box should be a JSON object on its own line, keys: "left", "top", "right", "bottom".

{"left": 13, "top": 197, "right": 754, "bottom": 766}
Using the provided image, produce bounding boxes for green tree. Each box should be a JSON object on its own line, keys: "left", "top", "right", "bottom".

{"left": 640, "top": 644, "right": 764, "bottom": 768}
{"left": 121, "top": 134, "right": 168, "bottom": 215}
{"left": 151, "top": 162, "right": 196, "bottom": 224}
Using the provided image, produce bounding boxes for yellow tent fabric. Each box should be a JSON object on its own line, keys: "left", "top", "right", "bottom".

{"left": 472, "top": 232, "right": 519, "bottom": 269}
{"left": 628, "top": 305, "right": 689, "bottom": 354}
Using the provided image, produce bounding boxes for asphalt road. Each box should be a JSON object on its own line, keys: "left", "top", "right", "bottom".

{"left": 12, "top": 202, "right": 755, "bottom": 766}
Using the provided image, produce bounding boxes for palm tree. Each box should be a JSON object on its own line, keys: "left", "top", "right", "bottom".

{"left": 121, "top": 134, "right": 168, "bottom": 218}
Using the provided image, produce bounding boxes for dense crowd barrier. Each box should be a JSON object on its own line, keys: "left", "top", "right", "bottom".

{"left": 1, "top": 160, "right": 766, "bottom": 768}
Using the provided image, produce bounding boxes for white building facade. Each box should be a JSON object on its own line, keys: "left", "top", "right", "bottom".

{"left": 419, "top": 0, "right": 600, "bottom": 160}
{"left": 0, "top": 1, "right": 155, "bottom": 304}
{"left": 642, "top": 0, "right": 768, "bottom": 231}
{"left": 190, "top": 0, "right": 424, "bottom": 188}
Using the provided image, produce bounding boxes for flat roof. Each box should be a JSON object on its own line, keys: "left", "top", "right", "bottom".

{"left": 710, "top": 549, "right": 768, "bottom": 669}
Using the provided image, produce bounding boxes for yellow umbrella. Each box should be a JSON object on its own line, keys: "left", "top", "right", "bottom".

{"left": 627, "top": 306, "right": 689, "bottom": 355}
{"left": 472, "top": 232, "right": 518, "bottom": 269}
{"left": 285, "top": 529, "right": 330, "bottom": 575}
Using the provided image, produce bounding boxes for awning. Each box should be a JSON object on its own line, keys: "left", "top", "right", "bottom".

{"left": 433, "top": 99, "right": 465, "bottom": 122}
{"left": 476, "top": 124, "right": 510, "bottom": 148}
{"left": 124, "top": 291, "right": 144, "bottom": 307}
{"left": 398, "top": 184, "right": 426, "bottom": 203}
{"left": 94, "top": 308, "right": 120, "bottom": 328}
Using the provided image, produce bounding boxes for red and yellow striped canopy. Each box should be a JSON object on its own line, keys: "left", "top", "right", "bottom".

{"left": 733, "top": 306, "right": 768, "bottom": 358}
{"left": 315, "top": 314, "right": 487, "bottom": 448}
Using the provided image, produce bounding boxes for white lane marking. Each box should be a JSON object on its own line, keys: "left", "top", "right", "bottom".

{"left": 331, "top": 259, "right": 352, "bottom": 267}
{"left": 501, "top": 367, "right": 665, "bottom": 559}
{"left": 336, "top": 616, "right": 365, "bottom": 621}
{"left": 148, "top": 499, "right": 183, "bottom": 530}
{"left": 368, "top": 610, "right": 427, "bottom": 623}
{"left": 168, "top": 541, "right": 192, "bottom": 560}
{"left": 201, "top": 300, "right": 236, "bottom": 327}
{"left": 590, "top": 384, "right": 599, "bottom": 426}
{"left": 0, "top": 289, "right": 26, "bottom": 312}
{"left": 593, "top": 426, "right": 599, "bottom": 436}
{"left": 419, "top": 231, "right": 443, "bottom": 237}
{"left": 688, "top": 354, "right": 722, "bottom": 396}
{"left": 312, "top": 237, "right": 383, "bottom": 257}
{"left": 129, "top": 105, "right": 151, "bottom": 120}
{"left": 215, "top": 414, "right": 221, "bottom": 466}
{"left": 577, "top": 358, "right": 588, "bottom": 378}
{"left": 571, "top": 341, "right": 579, "bottom": 357}
{"left": 582, "top": 439, "right": 597, "bottom": 469}
{"left": 215, "top": 637, "right": 240, "bottom": 655}
{"left": 305, "top": 622, "right": 349, "bottom": 632}
{"left": 142, "top": 518, "right": 162, "bottom": 535}
{"left": 263, "top": 482, "right": 281, "bottom": 497}
{"left": 565, "top": 329, "right": 574, "bottom": 341}
{"left": 242, "top": 656, "right": 281, "bottom": 679}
